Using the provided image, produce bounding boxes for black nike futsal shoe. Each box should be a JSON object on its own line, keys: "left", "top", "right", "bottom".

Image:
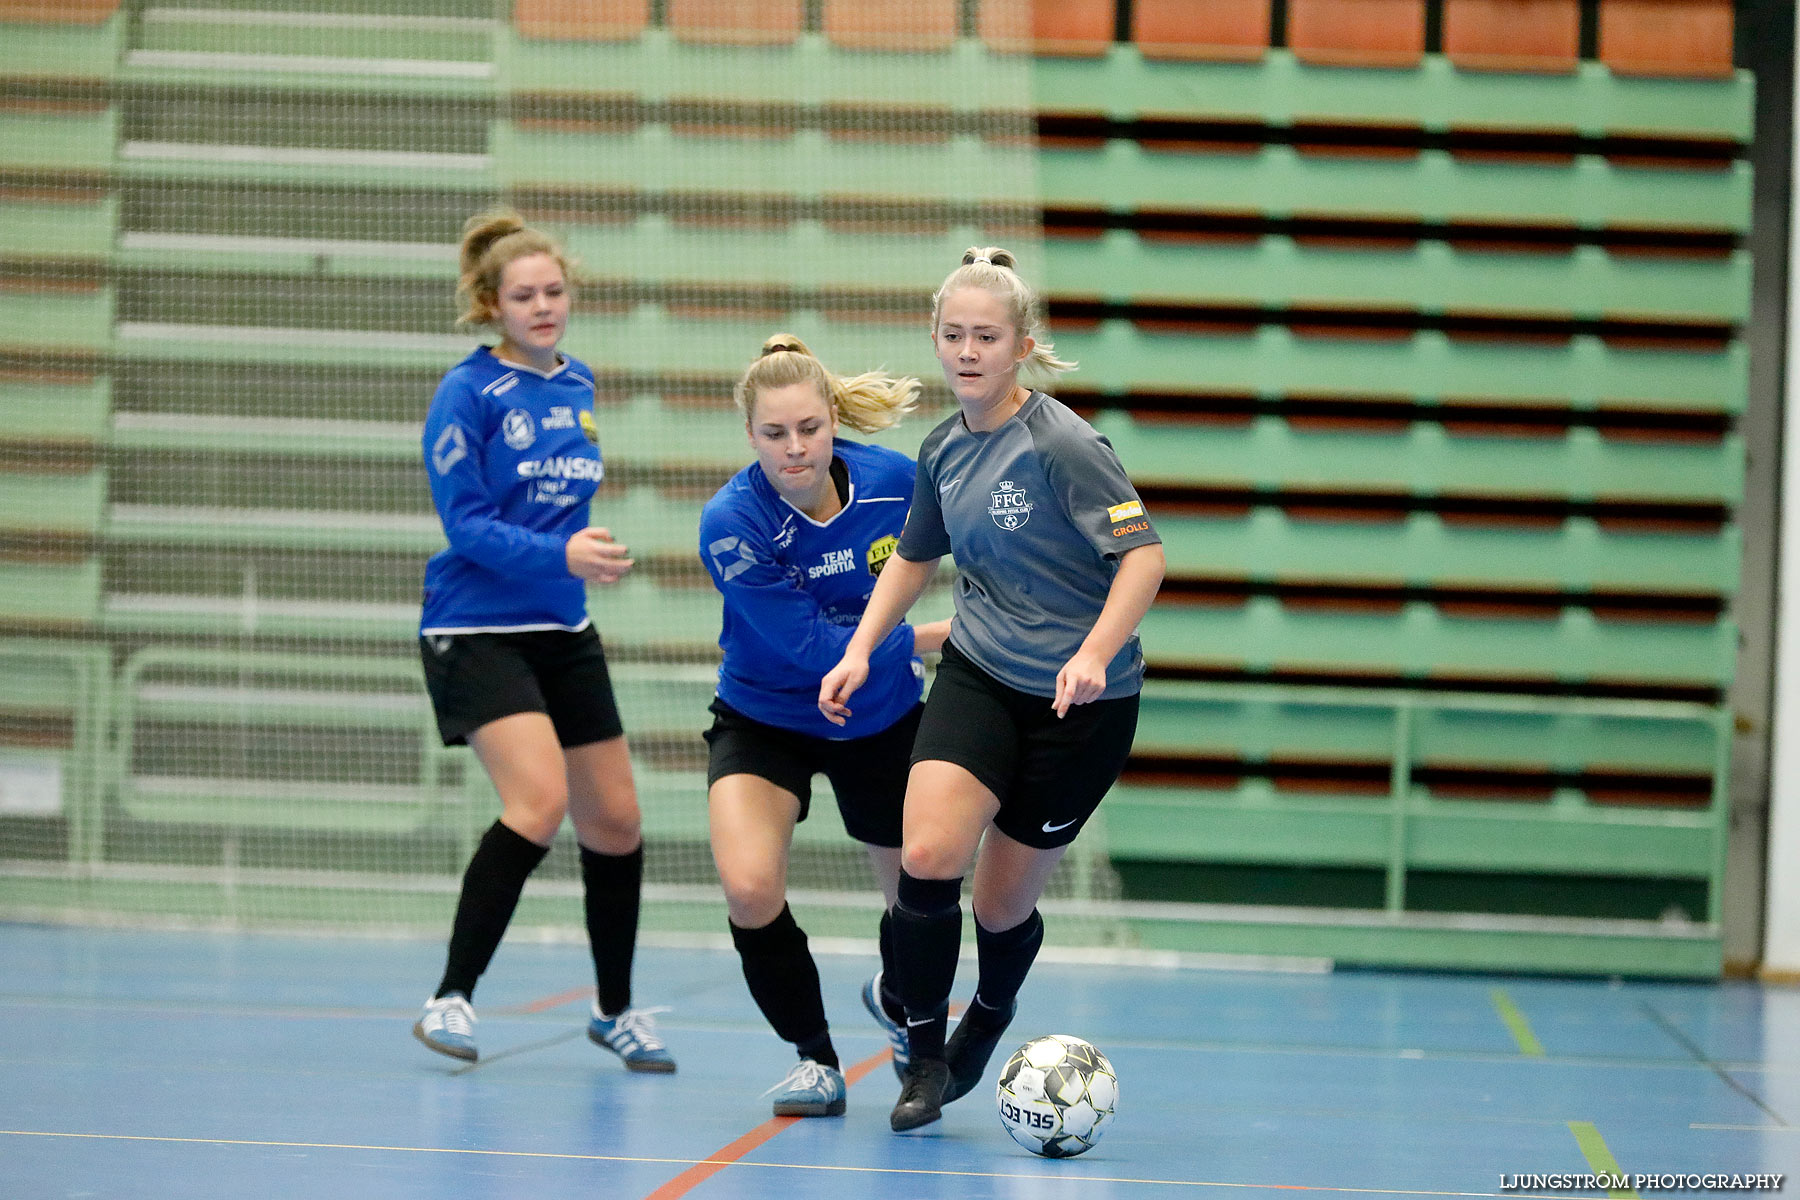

{"left": 889, "top": 1056, "right": 952, "bottom": 1131}
{"left": 943, "top": 1001, "right": 1015, "bottom": 1103}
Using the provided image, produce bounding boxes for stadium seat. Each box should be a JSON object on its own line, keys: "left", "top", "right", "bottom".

{"left": 1599, "top": 0, "right": 1735, "bottom": 79}
{"left": 977, "top": 0, "right": 1113, "bottom": 56}
{"left": 823, "top": 0, "right": 958, "bottom": 51}
{"left": 1443, "top": 0, "right": 1580, "bottom": 73}
{"left": 1134, "top": 0, "right": 1269, "bottom": 62}
{"left": 1287, "top": 0, "right": 1425, "bottom": 68}
{"left": 512, "top": 0, "right": 648, "bottom": 42}
{"left": 0, "top": 0, "right": 116, "bottom": 20}
{"left": 667, "top": 0, "right": 803, "bottom": 46}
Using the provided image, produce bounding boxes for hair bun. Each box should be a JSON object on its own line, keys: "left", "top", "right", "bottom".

{"left": 960, "top": 246, "right": 1016, "bottom": 270}
{"left": 761, "top": 332, "right": 811, "bottom": 358}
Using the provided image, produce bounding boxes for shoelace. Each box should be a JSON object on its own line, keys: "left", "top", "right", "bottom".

{"left": 437, "top": 999, "right": 474, "bottom": 1037}
{"left": 762, "top": 1060, "right": 836, "bottom": 1097}
{"left": 602, "top": 1005, "right": 670, "bottom": 1049}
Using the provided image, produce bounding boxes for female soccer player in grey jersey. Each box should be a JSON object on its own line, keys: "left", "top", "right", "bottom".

{"left": 819, "top": 247, "right": 1165, "bottom": 1132}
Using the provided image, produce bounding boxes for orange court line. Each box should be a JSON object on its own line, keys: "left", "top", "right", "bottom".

{"left": 642, "top": 1044, "right": 893, "bottom": 1200}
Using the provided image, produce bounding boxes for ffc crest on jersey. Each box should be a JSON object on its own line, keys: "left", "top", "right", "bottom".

{"left": 580, "top": 410, "right": 599, "bottom": 444}
{"left": 989, "top": 480, "right": 1033, "bottom": 530}
{"left": 502, "top": 408, "right": 536, "bottom": 450}
{"left": 866, "top": 535, "right": 897, "bottom": 575}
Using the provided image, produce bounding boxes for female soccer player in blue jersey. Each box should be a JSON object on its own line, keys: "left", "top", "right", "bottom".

{"left": 410, "top": 210, "right": 674, "bottom": 1072}
{"left": 699, "top": 335, "right": 951, "bottom": 1117}
{"left": 820, "top": 249, "right": 1166, "bottom": 1132}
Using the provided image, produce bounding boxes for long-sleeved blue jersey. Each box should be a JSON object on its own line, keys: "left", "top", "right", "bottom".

{"left": 420, "top": 346, "right": 603, "bottom": 635}
{"left": 700, "top": 439, "right": 923, "bottom": 740}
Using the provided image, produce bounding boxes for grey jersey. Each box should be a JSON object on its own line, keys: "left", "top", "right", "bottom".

{"left": 897, "top": 391, "right": 1161, "bottom": 699}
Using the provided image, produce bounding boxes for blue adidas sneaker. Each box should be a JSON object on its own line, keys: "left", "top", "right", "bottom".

{"left": 587, "top": 1004, "right": 676, "bottom": 1073}
{"left": 763, "top": 1059, "right": 847, "bottom": 1117}
{"left": 862, "top": 971, "right": 910, "bottom": 1079}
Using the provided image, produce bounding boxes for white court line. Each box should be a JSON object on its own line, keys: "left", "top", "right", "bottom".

{"left": 120, "top": 141, "right": 490, "bottom": 171}
{"left": 141, "top": 7, "right": 497, "bottom": 33}
{"left": 125, "top": 49, "right": 493, "bottom": 78}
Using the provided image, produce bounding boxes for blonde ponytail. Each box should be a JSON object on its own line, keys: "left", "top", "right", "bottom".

{"left": 933, "top": 245, "right": 1077, "bottom": 381}
{"left": 735, "top": 333, "right": 920, "bottom": 434}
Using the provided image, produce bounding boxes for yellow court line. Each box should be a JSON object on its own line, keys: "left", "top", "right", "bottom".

{"left": 1490, "top": 989, "right": 1545, "bottom": 1058}
{"left": 0, "top": 1130, "right": 1547, "bottom": 1197}
{"left": 1568, "top": 1121, "right": 1642, "bottom": 1200}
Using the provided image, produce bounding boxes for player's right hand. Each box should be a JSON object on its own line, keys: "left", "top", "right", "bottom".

{"left": 565, "top": 527, "right": 633, "bottom": 585}
{"left": 818, "top": 654, "right": 870, "bottom": 727}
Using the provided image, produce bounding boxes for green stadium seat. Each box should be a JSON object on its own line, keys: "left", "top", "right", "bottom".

{"left": 0, "top": 470, "right": 106, "bottom": 537}
{"left": 1028, "top": 49, "right": 1752, "bottom": 142}
{"left": 0, "top": 560, "right": 101, "bottom": 627}
{"left": 0, "top": 5, "right": 122, "bottom": 83}
{"left": 1043, "top": 232, "right": 1750, "bottom": 324}
{"left": 1444, "top": 0, "right": 1580, "bottom": 73}
{"left": 1051, "top": 324, "right": 1748, "bottom": 411}
{"left": 1288, "top": 0, "right": 1426, "bottom": 69}
{"left": 0, "top": 107, "right": 118, "bottom": 175}
{"left": 1599, "top": 0, "right": 1734, "bottom": 79}
{"left": 126, "top": 5, "right": 496, "bottom": 83}
{"left": 1137, "top": 600, "right": 1736, "bottom": 688}
{"left": 1036, "top": 142, "right": 1752, "bottom": 231}
{"left": 1091, "top": 410, "right": 1742, "bottom": 504}
{"left": 0, "top": 373, "right": 110, "bottom": 447}
{"left": 0, "top": 193, "right": 117, "bottom": 264}
{"left": 1151, "top": 510, "right": 1739, "bottom": 594}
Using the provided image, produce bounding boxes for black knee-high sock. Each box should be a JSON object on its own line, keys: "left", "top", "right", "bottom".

{"left": 891, "top": 870, "right": 963, "bottom": 1061}
{"left": 730, "top": 904, "right": 836, "bottom": 1069}
{"left": 968, "top": 909, "right": 1043, "bottom": 1028}
{"left": 580, "top": 842, "right": 643, "bottom": 1017}
{"left": 877, "top": 910, "right": 905, "bottom": 1024}
{"left": 437, "top": 820, "right": 549, "bottom": 1000}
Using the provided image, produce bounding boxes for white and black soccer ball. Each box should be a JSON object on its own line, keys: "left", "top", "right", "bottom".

{"left": 994, "top": 1034, "right": 1118, "bottom": 1158}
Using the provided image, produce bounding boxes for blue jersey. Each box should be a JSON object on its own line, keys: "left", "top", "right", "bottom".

{"left": 420, "top": 346, "right": 604, "bottom": 635}
{"left": 700, "top": 439, "right": 923, "bottom": 740}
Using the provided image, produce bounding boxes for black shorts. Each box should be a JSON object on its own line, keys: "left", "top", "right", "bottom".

{"left": 419, "top": 626, "right": 625, "bottom": 748}
{"left": 703, "top": 697, "right": 922, "bottom": 849}
{"left": 910, "top": 639, "right": 1139, "bottom": 849}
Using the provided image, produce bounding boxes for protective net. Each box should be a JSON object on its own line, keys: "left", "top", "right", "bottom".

{"left": 0, "top": 0, "right": 1129, "bottom": 948}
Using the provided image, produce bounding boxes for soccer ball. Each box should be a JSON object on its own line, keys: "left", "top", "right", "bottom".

{"left": 995, "top": 1034, "right": 1118, "bottom": 1158}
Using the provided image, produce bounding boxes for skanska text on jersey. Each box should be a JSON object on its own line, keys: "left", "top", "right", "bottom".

{"left": 516, "top": 456, "right": 604, "bottom": 481}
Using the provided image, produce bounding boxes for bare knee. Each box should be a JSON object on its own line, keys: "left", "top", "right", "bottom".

{"left": 900, "top": 839, "right": 966, "bottom": 883}
{"left": 718, "top": 865, "right": 786, "bottom": 928}
{"left": 501, "top": 777, "right": 570, "bottom": 845}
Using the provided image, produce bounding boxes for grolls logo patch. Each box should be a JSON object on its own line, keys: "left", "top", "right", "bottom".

{"left": 989, "top": 480, "right": 1033, "bottom": 530}
{"left": 866, "top": 535, "right": 896, "bottom": 575}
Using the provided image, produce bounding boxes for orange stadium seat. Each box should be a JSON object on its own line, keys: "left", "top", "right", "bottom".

{"left": 823, "top": 0, "right": 958, "bottom": 51}
{"left": 1136, "top": 0, "right": 1270, "bottom": 62}
{"left": 1288, "top": 0, "right": 1426, "bottom": 68}
{"left": 512, "top": 0, "right": 649, "bottom": 41}
{"left": 667, "top": 0, "right": 804, "bottom": 46}
{"left": 1444, "top": 0, "right": 1580, "bottom": 72}
{"left": 1599, "top": 0, "right": 1734, "bottom": 78}
{"left": 0, "top": 0, "right": 118, "bottom": 19}
{"left": 977, "top": 0, "right": 1113, "bottom": 57}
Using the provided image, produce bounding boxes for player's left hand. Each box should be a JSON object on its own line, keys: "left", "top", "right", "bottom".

{"left": 1052, "top": 652, "right": 1108, "bottom": 718}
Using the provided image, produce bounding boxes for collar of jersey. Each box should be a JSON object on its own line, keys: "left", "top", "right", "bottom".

{"left": 487, "top": 346, "right": 569, "bottom": 380}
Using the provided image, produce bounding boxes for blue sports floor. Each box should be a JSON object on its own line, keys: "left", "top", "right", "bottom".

{"left": 3, "top": 923, "right": 1797, "bottom": 1199}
